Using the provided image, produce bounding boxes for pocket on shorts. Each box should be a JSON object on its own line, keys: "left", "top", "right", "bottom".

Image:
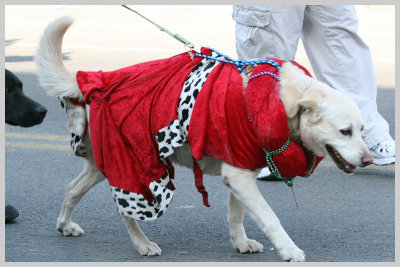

{"left": 232, "top": 7, "right": 271, "bottom": 28}
{"left": 233, "top": 7, "right": 271, "bottom": 59}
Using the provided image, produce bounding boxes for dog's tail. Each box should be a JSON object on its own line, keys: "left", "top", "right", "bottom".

{"left": 35, "top": 16, "right": 83, "bottom": 101}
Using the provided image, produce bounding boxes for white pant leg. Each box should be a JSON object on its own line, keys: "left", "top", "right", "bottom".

{"left": 301, "top": 5, "right": 393, "bottom": 148}
{"left": 233, "top": 5, "right": 306, "bottom": 60}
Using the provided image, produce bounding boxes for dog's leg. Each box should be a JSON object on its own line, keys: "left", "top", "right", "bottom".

{"left": 57, "top": 153, "right": 105, "bottom": 236}
{"left": 118, "top": 214, "right": 161, "bottom": 256}
{"left": 227, "top": 191, "right": 264, "bottom": 253}
{"left": 222, "top": 162, "right": 305, "bottom": 262}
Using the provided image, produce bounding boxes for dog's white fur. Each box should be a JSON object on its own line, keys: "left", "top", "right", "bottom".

{"left": 36, "top": 17, "right": 373, "bottom": 262}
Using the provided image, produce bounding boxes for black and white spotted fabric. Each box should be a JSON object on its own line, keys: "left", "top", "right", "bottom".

{"left": 59, "top": 97, "right": 88, "bottom": 157}
{"left": 111, "top": 172, "right": 173, "bottom": 220}
{"left": 156, "top": 52, "right": 223, "bottom": 159}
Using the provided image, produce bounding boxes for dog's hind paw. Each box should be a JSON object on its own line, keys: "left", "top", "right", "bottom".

{"left": 233, "top": 238, "right": 264, "bottom": 253}
{"left": 137, "top": 241, "right": 162, "bottom": 256}
{"left": 57, "top": 221, "right": 85, "bottom": 237}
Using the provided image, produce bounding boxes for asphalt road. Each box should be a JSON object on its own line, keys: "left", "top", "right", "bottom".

{"left": 4, "top": 5, "right": 396, "bottom": 262}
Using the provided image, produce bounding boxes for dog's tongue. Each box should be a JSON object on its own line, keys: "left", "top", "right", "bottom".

{"left": 340, "top": 159, "right": 356, "bottom": 173}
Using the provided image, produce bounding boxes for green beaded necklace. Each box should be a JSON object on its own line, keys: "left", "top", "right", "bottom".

{"left": 263, "top": 138, "right": 294, "bottom": 187}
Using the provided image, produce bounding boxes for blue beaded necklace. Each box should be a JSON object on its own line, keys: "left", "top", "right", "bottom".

{"left": 195, "top": 47, "right": 281, "bottom": 73}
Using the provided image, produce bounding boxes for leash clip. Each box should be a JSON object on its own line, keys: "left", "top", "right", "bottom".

{"left": 185, "top": 43, "right": 196, "bottom": 60}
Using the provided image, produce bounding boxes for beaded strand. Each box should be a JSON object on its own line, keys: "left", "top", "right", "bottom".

{"left": 248, "top": 71, "right": 280, "bottom": 81}
{"left": 263, "top": 138, "right": 294, "bottom": 187}
{"left": 195, "top": 47, "right": 281, "bottom": 72}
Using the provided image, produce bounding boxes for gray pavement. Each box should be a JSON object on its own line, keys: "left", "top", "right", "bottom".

{"left": 5, "top": 5, "right": 395, "bottom": 262}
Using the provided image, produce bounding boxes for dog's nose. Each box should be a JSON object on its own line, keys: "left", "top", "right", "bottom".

{"left": 361, "top": 153, "right": 373, "bottom": 167}
{"left": 36, "top": 106, "right": 48, "bottom": 118}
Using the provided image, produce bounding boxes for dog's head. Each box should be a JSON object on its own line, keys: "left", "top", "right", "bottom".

{"left": 280, "top": 63, "right": 373, "bottom": 173}
{"left": 5, "top": 69, "right": 47, "bottom": 127}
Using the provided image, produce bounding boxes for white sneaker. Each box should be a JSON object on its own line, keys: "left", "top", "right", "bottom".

{"left": 369, "top": 140, "right": 395, "bottom": 165}
{"left": 256, "top": 167, "right": 281, "bottom": 181}
{"left": 257, "top": 167, "right": 271, "bottom": 179}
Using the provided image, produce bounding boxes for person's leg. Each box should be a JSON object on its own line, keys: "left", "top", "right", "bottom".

{"left": 233, "top": 5, "right": 306, "bottom": 60}
{"left": 301, "top": 5, "right": 394, "bottom": 165}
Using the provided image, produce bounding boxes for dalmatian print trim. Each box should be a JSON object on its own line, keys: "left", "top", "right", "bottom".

{"left": 156, "top": 52, "right": 223, "bottom": 159}
{"left": 111, "top": 172, "right": 174, "bottom": 220}
{"left": 59, "top": 97, "right": 88, "bottom": 157}
{"left": 156, "top": 120, "right": 182, "bottom": 158}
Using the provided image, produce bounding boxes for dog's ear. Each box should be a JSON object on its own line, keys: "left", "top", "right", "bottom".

{"left": 289, "top": 87, "right": 325, "bottom": 122}
{"left": 287, "top": 88, "right": 320, "bottom": 118}
{"left": 287, "top": 98, "right": 318, "bottom": 118}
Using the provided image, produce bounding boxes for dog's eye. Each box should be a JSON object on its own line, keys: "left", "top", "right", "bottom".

{"left": 340, "top": 129, "right": 352, "bottom": 136}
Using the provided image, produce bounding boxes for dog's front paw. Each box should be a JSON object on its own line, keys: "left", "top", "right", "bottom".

{"left": 137, "top": 241, "right": 162, "bottom": 256}
{"left": 57, "top": 220, "right": 84, "bottom": 237}
{"left": 232, "top": 237, "right": 264, "bottom": 253}
{"left": 278, "top": 245, "right": 305, "bottom": 262}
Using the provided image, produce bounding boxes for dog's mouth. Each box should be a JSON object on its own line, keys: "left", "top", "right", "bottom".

{"left": 326, "top": 145, "right": 356, "bottom": 174}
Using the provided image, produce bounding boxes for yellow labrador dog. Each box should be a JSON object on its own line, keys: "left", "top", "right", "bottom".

{"left": 35, "top": 17, "right": 372, "bottom": 262}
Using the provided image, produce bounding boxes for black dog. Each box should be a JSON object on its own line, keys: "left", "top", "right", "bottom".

{"left": 5, "top": 69, "right": 47, "bottom": 127}
{"left": 5, "top": 69, "right": 48, "bottom": 223}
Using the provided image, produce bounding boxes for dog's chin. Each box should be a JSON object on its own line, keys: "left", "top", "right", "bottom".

{"left": 6, "top": 117, "right": 45, "bottom": 128}
{"left": 326, "top": 145, "right": 356, "bottom": 174}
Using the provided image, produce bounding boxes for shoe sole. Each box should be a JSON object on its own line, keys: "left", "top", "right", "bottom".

{"left": 257, "top": 174, "right": 281, "bottom": 181}
{"left": 5, "top": 205, "right": 19, "bottom": 223}
{"left": 373, "top": 157, "right": 395, "bottom": 166}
